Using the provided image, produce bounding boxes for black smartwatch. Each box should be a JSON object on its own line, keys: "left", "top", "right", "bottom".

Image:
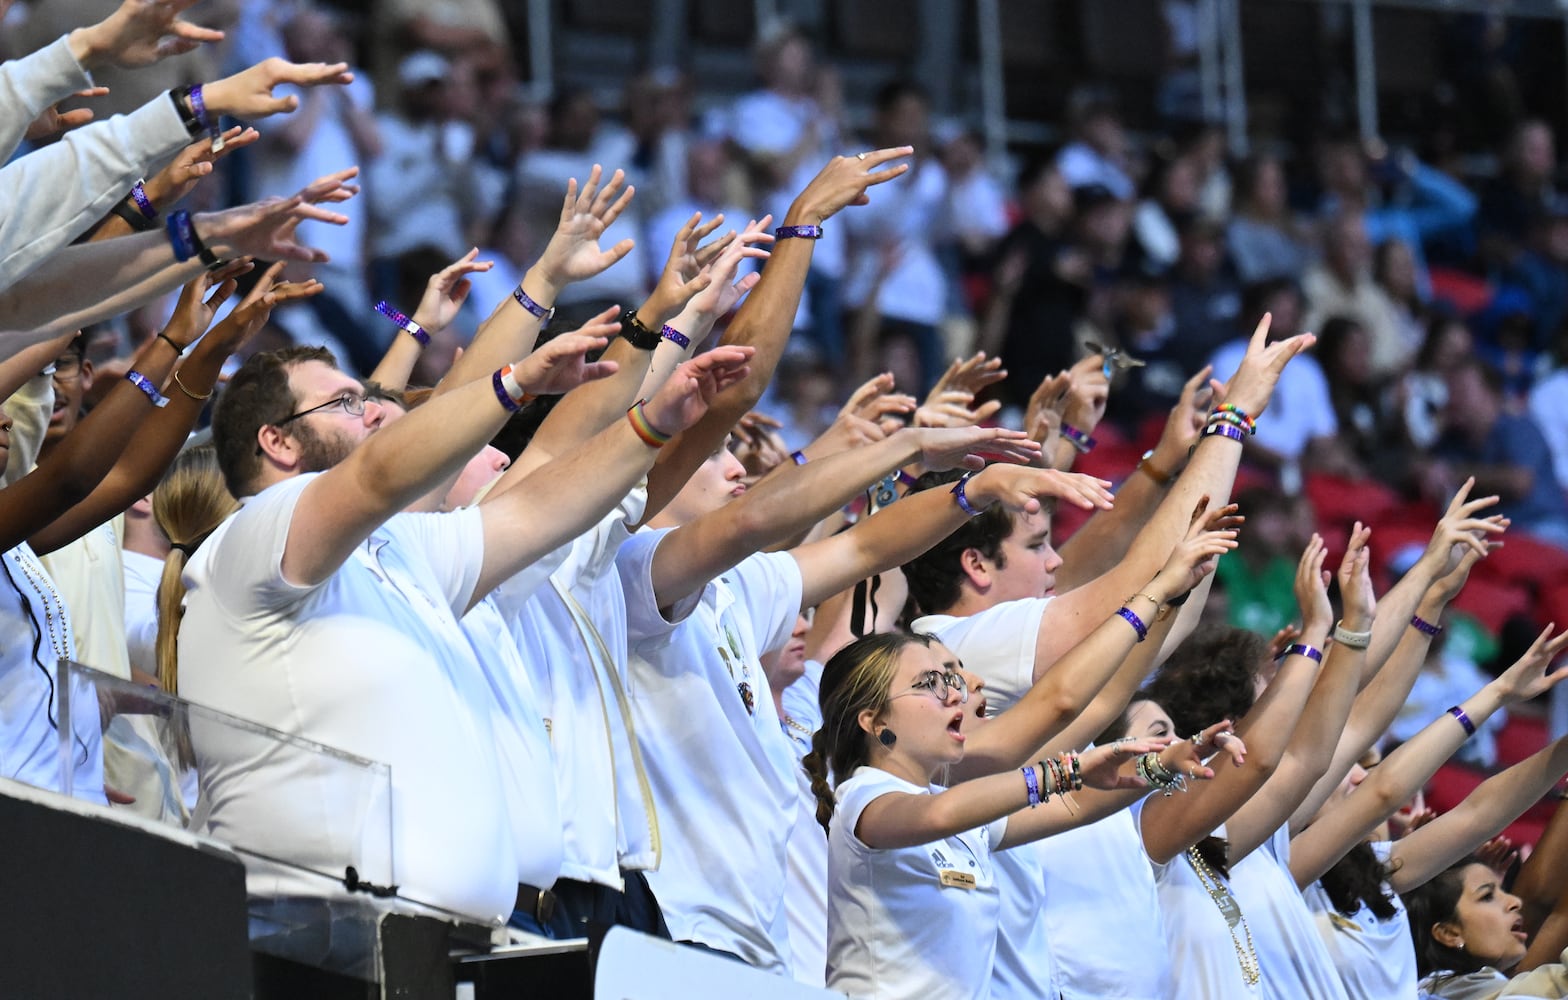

{"left": 618, "top": 307, "right": 661, "bottom": 351}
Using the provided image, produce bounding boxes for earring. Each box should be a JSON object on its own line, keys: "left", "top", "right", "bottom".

{"left": 878, "top": 728, "right": 897, "bottom": 747}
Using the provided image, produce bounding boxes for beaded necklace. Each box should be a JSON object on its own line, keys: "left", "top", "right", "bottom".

{"left": 11, "top": 548, "right": 71, "bottom": 661}
{"left": 780, "top": 713, "right": 813, "bottom": 749}
{"left": 1187, "top": 846, "right": 1261, "bottom": 987}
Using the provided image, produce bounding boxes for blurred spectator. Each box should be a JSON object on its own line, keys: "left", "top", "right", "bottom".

{"left": 1372, "top": 239, "right": 1430, "bottom": 362}
{"left": 1496, "top": 198, "right": 1568, "bottom": 352}
{"left": 1168, "top": 216, "right": 1242, "bottom": 360}
{"left": 1478, "top": 119, "right": 1559, "bottom": 274}
{"left": 1056, "top": 87, "right": 1137, "bottom": 199}
{"left": 1302, "top": 210, "right": 1413, "bottom": 375}
{"left": 1529, "top": 334, "right": 1568, "bottom": 492}
{"left": 514, "top": 88, "right": 649, "bottom": 318}
{"left": 1157, "top": 0, "right": 1205, "bottom": 124}
{"left": 367, "top": 51, "right": 504, "bottom": 286}
{"left": 844, "top": 81, "right": 948, "bottom": 392}
{"left": 1427, "top": 359, "right": 1568, "bottom": 548}
{"left": 368, "top": 0, "right": 511, "bottom": 104}
{"left": 253, "top": 5, "right": 382, "bottom": 376}
{"left": 1208, "top": 280, "right": 1342, "bottom": 491}
{"left": 1102, "top": 269, "right": 1183, "bottom": 437}
{"left": 1314, "top": 316, "right": 1397, "bottom": 476}
{"left": 1131, "top": 152, "right": 1202, "bottom": 273}
{"left": 1401, "top": 318, "right": 1473, "bottom": 458}
{"left": 1387, "top": 626, "right": 1505, "bottom": 769}
{"left": 937, "top": 126, "right": 1010, "bottom": 282}
{"left": 983, "top": 159, "right": 1086, "bottom": 410}
{"left": 624, "top": 68, "right": 697, "bottom": 222}
{"left": 728, "top": 23, "right": 848, "bottom": 364}
{"left": 1213, "top": 487, "right": 1314, "bottom": 636}
{"left": 646, "top": 141, "right": 757, "bottom": 292}
{"left": 1228, "top": 154, "right": 1311, "bottom": 285}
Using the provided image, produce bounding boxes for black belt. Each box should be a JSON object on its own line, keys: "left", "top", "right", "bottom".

{"left": 515, "top": 883, "right": 558, "bottom": 925}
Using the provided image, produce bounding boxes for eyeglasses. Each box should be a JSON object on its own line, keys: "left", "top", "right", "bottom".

{"left": 255, "top": 393, "right": 367, "bottom": 455}
{"left": 52, "top": 355, "right": 83, "bottom": 378}
{"left": 891, "top": 669, "right": 969, "bottom": 704}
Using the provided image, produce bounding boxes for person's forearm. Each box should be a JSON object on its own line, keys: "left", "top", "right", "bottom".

{"left": 1045, "top": 598, "right": 1183, "bottom": 757}
{"left": 1290, "top": 682, "right": 1500, "bottom": 888}
{"left": 29, "top": 338, "right": 225, "bottom": 555}
{"left": 0, "top": 229, "right": 205, "bottom": 347}
{"left": 1363, "top": 557, "right": 1448, "bottom": 669}
{"left": 1517, "top": 801, "right": 1568, "bottom": 936}
{"left": 1056, "top": 462, "right": 1168, "bottom": 591}
{"left": 473, "top": 417, "right": 661, "bottom": 602}
{"left": 1391, "top": 738, "right": 1568, "bottom": 894}
{"left": 0, "top": 36, "right": 96, "bottom": 162}
{"left": 797, "top": 483, "right": 973, "bottom": 610}
{"left": 0, "top": 337, "right": 181, "bottom": 553}
{"left": 432, "top": 268, "right": 552, "bottom": 396}
{"left": 0, "top": 90, "right": 192, "bottom": 293}
{"left": 651, "top": 431, "right": 921, "bottom": 608}
{"left": 999, "top": 784, "right": 1146, "bottom": 849}
{"left": 644, "top": 223, "right": 815, "bottom": 520}
{"left": 860, "top": 764, "right": 1042, "bottom": 850}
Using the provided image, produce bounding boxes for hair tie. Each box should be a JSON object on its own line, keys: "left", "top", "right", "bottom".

{"left": 169, "top": 542, "right": 196, "bottom": 556}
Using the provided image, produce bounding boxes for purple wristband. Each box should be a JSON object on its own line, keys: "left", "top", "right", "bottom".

{"left": 1117, "top": 607, "right": 1149, "bottom": 642}
{"left": 512, "top": 286, "right": 556, "bottom": 324}
{"left": 774, "top": 224, "right": 824, "bottom": 240}
{"left": 187, "top": 84, "right": 223, "bottom": 152}
{"left": 125, "top": 370, "right": 169, "bottom": 408}
{"left": 1202, "top": 422, "right": 1247, "bottom": 444}
{"left": 1281, "top": 643, "right": 1324, "bottom": 664}
{"left": 790, "top": 450, "right": 808, "bottom": 466}
{"left": 1023, "top": 765, "right": 1041, "bottom": 808}
{"left": 1410, "top": 615, "right": 1444, "bottom": 637}
{"left": 1447, "top": 705, "right": 1477, "bottom": 737}
{"left": 1061, "top": 423, "right": 1097, "bottom": 454}
{"left": 950, "top": 471, "right": 983, "bottom": 516}
{"left": 374, "top": 301, "right": 429, "bottom": 347}
{"left": 492, "top": 368, "right": 524, "bottom": 413}
{"left": 165, "top": 210, "right": 198, "bottom": 262}
{"left": 130, "top": 181, "right": 157, "bottom": 220}
{"left": 660, "top": 324, "right": 690, "bottom": 349}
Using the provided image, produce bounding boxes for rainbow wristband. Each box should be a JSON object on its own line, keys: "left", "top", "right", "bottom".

{"left": 373, "top": 301, "right": 430, "bottom": 347}
{"left": 1216, "top": 403, "right": 1256, "bottom": 433}
{"left": 627, "top": 400, "right": 672, "bottom": 448}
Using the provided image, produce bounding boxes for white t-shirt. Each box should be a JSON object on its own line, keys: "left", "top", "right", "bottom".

{"left": 493, "top": 489, "right": 656, "bottom": 886}
{"left": 1143, "top": 812, "right": 1260, "bottom": 999}
{"left": 1231, "top": 824, "right": 1351, "bottom": 1000}
{"left": 920, "top": 596, "right": 1171, "bottom": 1000}
{"left": 0, "top": 542, "right": 105, "bottom": 804}
{"left": 911, "top": 597, "right": 1052, "bottom": 716}
{"left": 1208, "top": 339, "right": 1338, "bottom": 462}
{"left": 780, "top": 659, "right": 829, "bottom": 988}
{"left": 1035, "top": 808, "right": 1169, "bottom": 999}
{"left": 121, "top": 548, "right": 163, "bottom": 680}
{"left": 459, "top": 594, "right": 564, "bottom": 889}
{"left": 618, "top": 537, "right": 803, "bottom": 971}
{"left": 826, "top": 766, "right": 1006, "bottom": 1000}
{"left": 1302, "top": 843, "right": 1417, "bottom": 1000}
{"left": 178, "top": 474, "right": 517, "bottom": 923}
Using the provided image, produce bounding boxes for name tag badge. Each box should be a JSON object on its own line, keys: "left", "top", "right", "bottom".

{"left": 938, "top": 869, "right": 977, "bottom": 890}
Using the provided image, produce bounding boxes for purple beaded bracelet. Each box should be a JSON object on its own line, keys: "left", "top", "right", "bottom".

{"left": 1410, "top": 615, "right": 1444, "bottom": 637}
{"left": 1117, "top": 607, "right": 1149, "bottom": 643}
{"left": 1061, "top": 423, "right": 1097, "bottom": 454}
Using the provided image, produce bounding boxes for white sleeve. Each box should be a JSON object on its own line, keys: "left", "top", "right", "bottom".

{"left": 0, "top": 91, "right": 191, "bottom": 291}
{"left": 202, "top": 476, "right": 320, "bottom": 614}
{"left": 383, "top": 507, "right": 485, "bottom": 617}
{"left": 0, "top": 36, "right": 95, "bottom": 163}
{"left": 919, "top": 599, "right": 1049, "bottom": 710}
{"left": 836, "top": 770, "right": 914, "bottom": 852}
{"left": 615, "top": 527, "right": 702, "bottom": 644}
{"left": 728, "top": 549, "right": 805, "bottom": 655}
{"left": 0, "top": 371, "right": 53, "bottom": 487}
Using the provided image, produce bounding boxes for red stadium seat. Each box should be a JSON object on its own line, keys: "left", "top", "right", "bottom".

{"left": 1449, "top": 576, "right": 1534, "bottom": 634}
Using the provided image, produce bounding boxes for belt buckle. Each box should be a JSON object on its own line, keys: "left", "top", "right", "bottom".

{"left": 535, "top": 888, "right": 556, "bottom": 925}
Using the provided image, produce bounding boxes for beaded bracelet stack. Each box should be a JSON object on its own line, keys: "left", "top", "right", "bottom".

{"left": 1022, "top": 750, "right": 1085, "bottom": 807}
{"left": 1201, "top": 403, "right": 1256, "bottom": 445}
{"left": 1136, "top": 751, "right": 1187, "bottom": 796}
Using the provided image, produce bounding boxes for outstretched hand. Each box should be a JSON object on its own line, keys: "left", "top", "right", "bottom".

{"left": 510, "top": 333, "right": 618, "bottom": 397}
{"left": 144, "top": 126, "right": 261, "bottom": 209}
{"left": 1418, "top": 478, "right": 1508, "bottom": 581}
{"left": 1492, "top": 624, "right": 1568, "bottom": 705}
{"left": 1150, "top": 498, "right": 1242, "bottom": 603}
{"left": 640, "top": 345, "right": 756, "bottom": 435}
{"left": 910, "top": 426, "right": 1041, "bottom": 472}
{"left": 789, "top": 147, "right": 913, "bottom": 225}
{"left": 202, "top": 57, "right": 354, "bottom": 120}
{"left": 24, "top": 87, "right": 110, "bottom": 142}
{"left": 203, "top": 262, "right": 322, "bottom": 356}
{"left": 1221, "top": 313, "right": 1317, "bottom": 419}
{"left": 1293, "top": 533, "right": 1333, "bottom": 635}
{"left": 1336, "top": 522, "right": 1376, "bottom": 631}
{"left": 76, "top": 0, "right": 224, "bottom": 70}
{"left": 411, "top": 249, "right": 493, "bottom": 333}
{"left": 968, "top": 464, "right": 1116, "bottom": 515}
{"left": 205, "top": 167, "right": 358, "bottom": 263}
{"left": 1082, "top": 738, "right": 1173, "bottom": 791}
{"left": 533, "top": 165, "right": 637, "bottom": 292}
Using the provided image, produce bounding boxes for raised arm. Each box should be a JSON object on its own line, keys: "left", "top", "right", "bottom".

{"left": 30, "top": 265, "right": 318, "bottom": 555}
{"left": 1029, "top": 317, "right": 1316, "bottom": 684}
{"left": 1139, "top": 540, "right": 1333, "bottom": 864}
{"left": 1227, "top": 529, "right": 1376, "bottom": 861}
{"left": 1056, "top": 365, "right": 1214, "bottom": 588}
{"left": 472, "top": 347, "right": 753, "bottom": 601}
{"left": 643, "top": 147, "right": 914, "bottom": 520}
{"left": 1517, "top": 798, "right": 1568, "bottom": 937}
{"left": 649, "top": 426, "right": 1041, "bottom": 608}
{"left": 791, "top": 463, "right": 1112, "bottom": 613}
{"left": 1290, "top": 625, "right": 1568, "bottom": 888}
{"left": 367, "top": 250, "right": 494, "bottom": 391}
{"left": 278, "top": 331, "right": 622, "bottom": 588}
{"left": 1388, "top": 735, "right": 1568, "bottom": 895}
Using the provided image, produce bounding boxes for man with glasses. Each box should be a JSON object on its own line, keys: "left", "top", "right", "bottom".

{"left": 174, "top": 328, "right": 753, "bottom": 925}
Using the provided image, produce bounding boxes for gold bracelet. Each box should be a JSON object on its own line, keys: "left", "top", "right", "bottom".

{"left": 1126, "top": 591, "right": 1172, "bottom": 622}
{"left": 171, "top": 369, "right": 213, "bottom": 401}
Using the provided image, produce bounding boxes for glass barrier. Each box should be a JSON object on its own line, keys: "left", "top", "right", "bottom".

{"left": 56, "top": 660, "right": 402, "bottom": 981}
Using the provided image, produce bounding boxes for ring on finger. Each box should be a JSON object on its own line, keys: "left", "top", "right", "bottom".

{"left": 856, "top": 151, "right": 868, "bottom": 161}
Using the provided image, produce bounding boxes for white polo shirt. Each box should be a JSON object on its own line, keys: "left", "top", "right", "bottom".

{"left": 1231, "top": 824, "right": 1351, "bottom": 1000}
{"left": 1143, "top": 812, "right": 1260, "bottom": 998}
{"left": 826, "top": 766, "right": 1006, "bottom": 1000}
{"left": 617, "top": 537, "right": 803, "bottom": 971}
{"left": 178, "top": 474, "right": 517, "bottom": 923}
{"left": 493, "top": 488, "right": 658, "bottom": 887}
{"left": 1302, "top": 843, "right": 1417, "bottom": 1000}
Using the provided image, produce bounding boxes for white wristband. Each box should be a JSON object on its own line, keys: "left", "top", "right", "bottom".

{"left": 1332, "top": 621, "right": 1372, "bottom": 650}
